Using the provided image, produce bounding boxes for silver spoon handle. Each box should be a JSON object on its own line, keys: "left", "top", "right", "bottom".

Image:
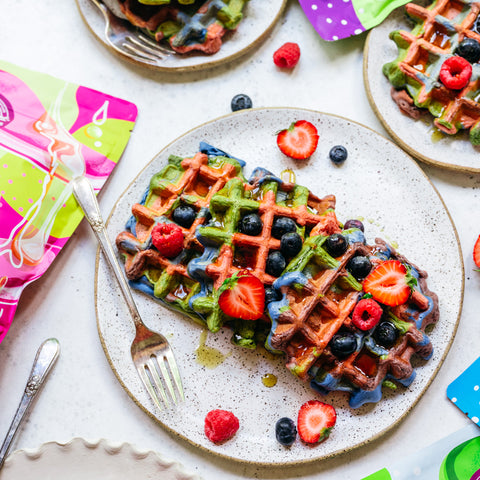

{"left": 71, "top": 176, "right": 142, "bottom": 325}
{"left": 0, "top": 338, "right": 60, "bottom": 469}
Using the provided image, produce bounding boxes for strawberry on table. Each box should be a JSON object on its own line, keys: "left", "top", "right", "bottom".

{"left": 474, "top": 234, "right": 480, "bottom": 268}
{"left": 362, "top": 260, "right": 416, "bottom": 307}
{"left": 297, "top": 400, "right": 336, "bottom": 444}
{"left": 276, "top": 120, "right": 319, "bottom": 160}
{"left": 218, "top": 270, "right": 265, "bottom": 320}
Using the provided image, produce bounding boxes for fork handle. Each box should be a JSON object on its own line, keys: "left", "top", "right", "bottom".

{"left": 72, "top": 176, "right": 143, "bottom": 326}
{"left": 0, "top": 339, "right": 60, "bottom": 470}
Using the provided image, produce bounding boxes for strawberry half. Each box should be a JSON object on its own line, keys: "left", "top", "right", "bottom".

{"left": 218, "top": 270, "right": 265, "bottom": 320}
{"left": 474, "top": 235, "right": 480, "bottom": 268}
{"left": 297, "top": 400, "right": 336, "bottom": 444}
{"left": 276, "top": 120, "right": 319, "bottom": 160}
{"left": 362, "top": 260, "right": 416, "bottom": 307}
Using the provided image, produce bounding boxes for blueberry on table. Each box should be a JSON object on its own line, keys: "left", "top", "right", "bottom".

{"left": 231, "top": 94, "right": 253, "bottom": 112}
{"left": 280, "top": 232, "right": 303, "bottom": 258}
{"left": 272, "top": 216, "right": 297, "bottom": 239}
{"left": 275, "top": 417, "right": 297, "bottom": 446}
{"left": 265, "top": 287, "right": 282, "bottom": 304}
{"left": 455, "top": 38, "right": 480, "bottom": 64}
{"left": 172, "top": 204, "right": 196, "bottom": 228}
{"left": 266, "top": 251, "right": 286, "bottom": 277}
{"left": 373, "top": 321, "right": 399, "bottom": 348}
{"left": 239, "top": 213, "right": 263, "bottom": 236}
{"left": 329, "top": 145, "right": 348, "bottom": 164}
{"left": 330, "top": 332, "right": 357, "bottom": 358}
{"left": 347, "top": 255, "right": 372, "bottom": 280}
{"left": 325, "top": 233, "right": 348, "bottom": 257}
{"left": 344, "top": 219, "right": 364, "bottom": 232}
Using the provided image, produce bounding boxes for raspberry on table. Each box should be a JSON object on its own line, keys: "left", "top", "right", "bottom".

{"left": 273, "top": 42, "right": 301, "bottom": 68}
{"left": 204, "top": 409, "right": 240, "bottom": 443}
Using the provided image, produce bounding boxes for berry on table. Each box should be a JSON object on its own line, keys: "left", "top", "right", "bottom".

{"left": 439, "top": 56, "right": 472, "bottom": 90}
{"left": 454, "top": 38, "right": 480, "bottom": 64}
{"left": 373, "top": 321, "right": 399, "bottom": 348}
{"left": 329, "top": 145, "right": 348, "bottom": 164}
{"left": 266, "top": 251, "right": 286, "bottom": 277}
{"left": 231, "top": 93, "right": 253, "bottom": 112}
{"left": 280, "top": 232, "right": 303, "bottom": 258}
{"left": 276, "top": 120, "right": 319, "bottom": 160}
{"left": 275, "top": 417, "right": 297, "bottom": 446}
{"left": 151, "top": 223, "right": 184, "bottom": 258}
{"left": 272, "top": 216, "right": 297, "bottom": 239}
{"left": 330, "top": 332, "right": 357, "bottom": 358}
{"left": 473, "top": 234, "right": 480, "bottom": 268}
{"left": 347, "top": 255, "right": 372, "bottom": 280}
{"left": 297, "top": 400, "right": 336, "bottom": 444}
{"left": 172, "top": 204, "right": 196, "bottom": 228}
{"left": 352, "top": 298, "right": 383, "bottom": 331}
{"left": 325, "top": 233, "right": 348, "bottom": 257}
{"left": 204, "top": 409, "right": 240, "bottom": 443}
{"left": 344, "top": 219, "right": 364, "bottom": 232}
{"left": 273, "top": 42, "right": 301, "bottom": 68}
{"left": 239, "top": 212, "right": 263, "bottom": 236}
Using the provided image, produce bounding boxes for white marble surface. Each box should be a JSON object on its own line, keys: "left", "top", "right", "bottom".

{"left": 0, "top": 0, "right": 478, "bottom": 478}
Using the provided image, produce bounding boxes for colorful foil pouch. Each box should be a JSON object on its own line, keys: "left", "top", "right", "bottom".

{"left": 0, "top": 60, "right": 138, "bottom": 344}
{"left": 298, "top": 0, "right": 410, "bottom": 41}
{"left": 362, "top": 423, "right": 480, "bottom": 479}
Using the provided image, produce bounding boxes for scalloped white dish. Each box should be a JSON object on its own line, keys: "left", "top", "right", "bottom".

{"left": 0, "top": 438, "right": 199, "bottom": 480}
{"left": 364, "top": 1, "right": 480, "bottom": 172}
{"left": 76, "top": 0, "right": 287, "bottom": 72}
{"left": 95, "top": 107, "right": 463, "bottom": 465}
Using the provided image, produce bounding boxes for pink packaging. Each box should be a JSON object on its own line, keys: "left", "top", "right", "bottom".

{"left": 0, "top": 60, "right": 138, "bottom": 344}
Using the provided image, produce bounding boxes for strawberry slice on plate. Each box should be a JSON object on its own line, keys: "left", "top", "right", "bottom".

{"left": 276, "top": 120, "right": 319, "bottom": 160}
{"left": 218, "top": 270, "right": 265, "bottom": 320}
{"left": 297, "top": 400, "right": 336, "bottom": 444}
{"left": 474, "top": 235, "right": 480, "bottom": 268}
{"left": 362, "top": 260, "right": 416, "bottom": 307}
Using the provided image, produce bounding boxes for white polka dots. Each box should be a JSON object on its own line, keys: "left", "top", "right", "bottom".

{"left": 354, "top": 28, "right": 363, "bottom": 34}
{"left": 94, "top": 141, "right": 102, "bottom": 148}
{"left": 451, "top": 396, "right": 457, "bottom": 403}
{"left": 474, "top": 385, "right": 479, "bottom": 391}
{"left": 473, "top": 416, "right": 479, "bottom": 424}
{"left": 333, "top": 35, "right": 339, "bottom": 40}
{"left": 311, "top": 4, "right": 318, "bottom": 10}
{"left": 326, "top": 18, "right": 332, "bottom": 23}
{"left": 327, "top": 3, "right": 332, "bottom": 7}
{"left": 341, "top": 19, "right": 348, "bottom": 25}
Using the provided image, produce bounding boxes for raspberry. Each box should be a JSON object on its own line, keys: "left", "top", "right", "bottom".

{"left": 204, "top": 409, "right": 239, "bottom": 443}
{"left": 439, "top": 56, "right": 472, "bottom": 90}
{"left": 273, "top": 42, "right": 301, "bottom": 68}
{"left": 352, "top": 298, "right": 383, "bottom": 331}
{"left": 151, "top": 223, "right": 184, "bottom": 258}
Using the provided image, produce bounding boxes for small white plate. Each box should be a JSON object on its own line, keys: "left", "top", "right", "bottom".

{"left": 76, "top": 0, "right": 287, "bottom": 72}
{"left": 0, "top": 438, "right": 199, "bottom": 480}
{"left": 364, "top": 1, "right": 480, "bottom": 172}
{"left": 96, "top": 107, "right": 463, "bottom": 465}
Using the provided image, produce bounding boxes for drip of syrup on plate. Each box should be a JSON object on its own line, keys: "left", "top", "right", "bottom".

{"left": 280, "top": 169, "right": 296, "bottom": 183}
{"left": 261, "top": 373, "right": 277, "bottom": 387}
{"left": 195, "top": 330, "right": 230, "bottom": 369}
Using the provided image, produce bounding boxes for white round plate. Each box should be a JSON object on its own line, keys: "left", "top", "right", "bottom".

{"left": 364, "top": 1, "right": 480, "bottom": 172}
{"left": 96, "top": 107, "right": 463, "bottom": 465}
{"left": 76, "top": 0, "right": 287, "bottom": 72}
{"left": 0, "top": 438, "right": 199, "bottom": 480}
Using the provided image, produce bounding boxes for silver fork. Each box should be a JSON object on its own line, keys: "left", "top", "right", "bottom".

{"left": 89, "top": 0, "right": 172, "bottom": 64}
{"left": 72, "top": 176, "right": 184, "bottom": 410}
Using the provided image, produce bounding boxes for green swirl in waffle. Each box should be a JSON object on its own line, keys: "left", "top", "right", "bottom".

{"left": 383, "top": 0, "right": 480, "bottom": 144}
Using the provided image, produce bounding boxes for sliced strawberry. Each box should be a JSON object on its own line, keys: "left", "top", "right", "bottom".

{"left": 362, "top": 260, "right": 415, "bottom": 307}
{"left": 276, "top": 120, "right": 319, "bottom": 160}
{"left": 218, "top": 270, "right": 265, "bottom": 320}
{"left": 297, "top": 400, "right": 336, "bottom": 444}
{"left": 474, "top": 235, "right": 480, "bottom": 268}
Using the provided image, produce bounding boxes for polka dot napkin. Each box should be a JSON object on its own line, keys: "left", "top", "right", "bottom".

{"left": 0, "top": 60, "right": 137, "bottom": 345}
{"left": 298, "top": 0, "right": 411, "bottom": 41}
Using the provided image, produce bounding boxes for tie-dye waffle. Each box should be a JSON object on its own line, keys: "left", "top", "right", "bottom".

{"left": 383, "top": 0, "right": 480, "bottom": 145}
{"left": 116, "top": 143, "right": 439, "bottom": 407}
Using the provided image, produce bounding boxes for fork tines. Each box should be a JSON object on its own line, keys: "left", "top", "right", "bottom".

{"left": 123, "top": 33, "right": 171, "bottom": 63}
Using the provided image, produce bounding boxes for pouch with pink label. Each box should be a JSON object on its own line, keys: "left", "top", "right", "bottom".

{"left": 0, "top": 60, "right": 138, "bottom": 344}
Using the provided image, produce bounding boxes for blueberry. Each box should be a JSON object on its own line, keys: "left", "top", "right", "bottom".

{"left": 454, "top": 38, "right": 480, "bottom": 64}
{"left": 344, "top": 219, "right": 364, "bottom": 232}
{"left": 172, "top": 204, "right": 196, "bottom": 228}
{"left": 329, "top": 145, "right": 348, "bottom": 164}
{"left": 347, "top": 255, "right": 372, "bottom": 280}
{"left": 280, "top": 232, "right": 303, "bottom": 258}
{"left": 272, "top": 217, "right": 297, "bottom": 239}
{"left": 373, "top": 321, "right": 399, "bottom": 348}
{"left": 265, "top": 287, "right": 282, "bottom": 304}
{"left": 266, "top": 251, "right": 286, "bottom": 277}
{"left": 330, "top": 332, "right": 357, "bottom": 358}
{"left": 325, "top": 233, "right": 348, "bottom": 257}
{"left": 240, "top": 213, "right": 263, "bottom": 236}
{"left": 275, "top": 417, "right": 297, "bottom": 446}
{"left": 231, "top": 94, "right": 253, "bottom": 112}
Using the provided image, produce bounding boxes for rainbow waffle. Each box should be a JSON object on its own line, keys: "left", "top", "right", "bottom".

{"left": 383, "top": 0, "right": 480, "bottom": 145}
{"left": 115, "top": 0, "right": 248, "bottom": 54}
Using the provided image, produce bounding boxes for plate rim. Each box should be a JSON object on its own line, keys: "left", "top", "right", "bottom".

{"left": 95, "top": 106, "right": 465, "bottom": 466}
{"left": 363, "top": 7, "right": 480, "bottom": 174}
{"left": 75, "top": 0, "right": 288, "bottom": 73}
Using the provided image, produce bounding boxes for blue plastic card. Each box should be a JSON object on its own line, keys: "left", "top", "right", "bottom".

{"left": 447, "top": 357, "right": 480, "bottom": 426}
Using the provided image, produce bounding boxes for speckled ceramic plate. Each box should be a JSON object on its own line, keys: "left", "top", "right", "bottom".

{"left": 95, "top": 107, "right": 463, "bottom": 465}
{"left": 0, "top": 438, "right": 199, "bottom": 480}
{"left": 76, "top": 0, "right": 286, "bottom": 72}
{"left": 364, "top": 1, "right": 480, "bottom": 173}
